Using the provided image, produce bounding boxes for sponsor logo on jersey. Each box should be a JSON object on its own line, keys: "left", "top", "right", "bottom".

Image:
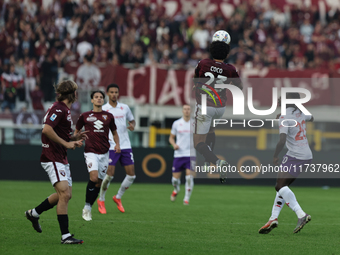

{"left": 89, "top": 113, "right": 94, "bottom": 116}
{"left": 88, "top": 163, "right": 92, "bottom": 169}
{"left": 50, "top": 113, "right": 57, "bottom": 121}
{"left": 87, "top": 116, "right": 97, "bottom": 122}
{"left": 56, "top": 109, "right": 62, "bottom": 112}
{"left": 59, "top": 170, "right": 66, "bottom": 177}
{"left": 42, "top": 143, "right": 49, "bottom": 148}
{"left": 102, "top": 115, "right": 107, "bottom": 120}
{"left": 94, "top": 120, "right": 104, "bottom": 132}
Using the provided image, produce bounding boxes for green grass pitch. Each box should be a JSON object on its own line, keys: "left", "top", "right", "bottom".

{"left": 1, "top": 180, "right": 339, "bottom": 255}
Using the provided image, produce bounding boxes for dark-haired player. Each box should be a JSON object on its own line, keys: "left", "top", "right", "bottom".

{"left": 259, "top": 93, "right": 313, "bottom": 234}
{"left": 74, "top": 90, "right": 120, "bottom": 221}
{"left": 98, "top": 84, "right": 136, "bottom": 214}
{"left": 25, "top": 80, "right": 87, "bottom": 244}
{"left": 193, "top": 30, "right": 243, "bottom": 183}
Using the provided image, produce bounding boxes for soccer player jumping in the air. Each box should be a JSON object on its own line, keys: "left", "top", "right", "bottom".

{"left": 193, "top": 30, "right": 243, "bottom": 183}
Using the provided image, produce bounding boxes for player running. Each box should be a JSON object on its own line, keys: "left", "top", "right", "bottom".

{"left": 74, "top": 91, "right": 120, "bottom": 221}
{"left": 98, "top": 84, "right": 136, "bottom": 214}
{"left": 25, "top": 80, "right": 87, "bottom": 244}
{"left": 169, "top": 104, "right": 196, "bottom": 205}
{"left": 193, "top": 30, "right": 243, "bottom": 183}
{"left": 259, "top": 93, "right": 313, "bottom": 234}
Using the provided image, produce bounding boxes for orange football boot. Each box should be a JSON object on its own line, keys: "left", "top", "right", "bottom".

{"left": 113, "top": 195, "right": 125, "bottom": 213}
{"left": 259, "top": 219, "right": 278, "bottom": 234}
{"left": 97, "top": 199, "right": 106, "bottom": 214}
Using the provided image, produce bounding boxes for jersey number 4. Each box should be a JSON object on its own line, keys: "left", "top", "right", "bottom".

{"left": 295, "top": 120, "right": 306, "bottom": 141}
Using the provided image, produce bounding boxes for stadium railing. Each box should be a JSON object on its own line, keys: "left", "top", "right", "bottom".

{"left": 148, "top": 125, "right": 340, "bottom": 151}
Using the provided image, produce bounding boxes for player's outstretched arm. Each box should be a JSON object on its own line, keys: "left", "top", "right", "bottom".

{"left": 42, "top": 124, "right": 83, "bottom": 150}
{"left": 273, "top": 133, "right": 287, "bottom": 165}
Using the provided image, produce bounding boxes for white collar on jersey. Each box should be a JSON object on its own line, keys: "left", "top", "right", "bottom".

{"left": 107, "top": 101, "right": 121, "bottom": 109}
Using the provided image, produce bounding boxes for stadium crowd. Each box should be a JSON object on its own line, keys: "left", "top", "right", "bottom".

{"left": 1, "top": 0, "right": 340, "bottom": 112}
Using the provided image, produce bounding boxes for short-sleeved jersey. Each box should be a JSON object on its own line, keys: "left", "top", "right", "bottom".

{"left": 102, "top": 102, "right": 134, "bottom": 150}
{"left": 171, "top": 117, "right": 196, "bottom": 158}
{"left": 194, "top": 58, "right": 241, "bottom": 107}
{"left": 40, "top": 101, "right": 73, "bottom": 164}
{"left": 279, "top": 107, "right": 313, "bottom": 160}
{"left": 76, "top": 110, "right": 116, "bottom": 154}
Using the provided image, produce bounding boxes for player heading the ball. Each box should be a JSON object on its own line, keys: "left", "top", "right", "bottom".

{"left": 193, "top": 30, "right": 243, "bottom": 183}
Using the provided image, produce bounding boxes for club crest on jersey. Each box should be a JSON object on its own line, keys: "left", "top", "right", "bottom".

{"left": 102, "top": 115, "right": 108, "bottom": 120}
{"left": 59, "top": 170, "right": 66, "bottom": 177}
{"left": 87, "top": 116, "right": 97, "bottom": 122}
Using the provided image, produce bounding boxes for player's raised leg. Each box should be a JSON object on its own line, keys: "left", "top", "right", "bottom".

{"left": 25, "top": 192, "right": 58, "bottom": 233}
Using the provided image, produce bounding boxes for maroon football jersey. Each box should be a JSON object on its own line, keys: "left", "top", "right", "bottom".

{"left": 40, "top": 101, "right": 73, "bottom": 164}
{"left": 194, "top": 58, "right": 241, "bottom": 107}
{"left": 76, "top": 110, "right": 116, "bottom": 154}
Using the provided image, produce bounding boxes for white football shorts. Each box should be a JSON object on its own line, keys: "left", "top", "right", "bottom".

{"left": 193, "top": 104, "right": 226, "bottom": 134}
{"left": 84, "top": 152, "right": 109, "bottom": 180}
{"left": 41, "top": 162, "right": 72, "bottom": 186}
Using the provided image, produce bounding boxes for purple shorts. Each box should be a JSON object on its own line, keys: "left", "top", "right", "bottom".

{"left": 172, "top": 157, "right": 196, "bottom": 172}
{"left": 109, "top": 149, "right": 134, "bottom": 167}
{"left": 281, "top": 155, "right": 312, "bottom": 178}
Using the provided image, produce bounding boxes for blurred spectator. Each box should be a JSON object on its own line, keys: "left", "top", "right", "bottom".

{"left": 40, "top": 54, "right": 58, "bottom": 102}
{"left": 30, "top": 85, "right": 44, "bottom": 111}
{"left": 128, "top": 44, "right": 145, "bottom": 65}
{"left": 192, "top": 21, "right": 210, "bottom": 49}
{"left": 300, "top": 19, "right": 314, "bottom": 43}
{"left": 76, "top": 54, "right": 101, "bottom": 89}
{"left": 77, "top": 40, "right": 93, "bottom": 61}
{"left": 1, "top": 64, "right": 25, "bottom": 101}
{"left": 1, "top": 86, "right": 17, "bottom": 112}
{"left": 55, "top": 12, "right": 67, "bottom": 38}
{"left": 24, "top": 57, "right": 39, "bottom": 101}
{"left": 22, "top": 0, "right": 37, "bottom": 17}
{"left": 63, "top": 0, "right": 77, "bottom": 20}
{"left": 66, "top": 16, "right": 81, "bottom": 39}
{"left": 156, "top": 20, "right": 169, "bottom": 43}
